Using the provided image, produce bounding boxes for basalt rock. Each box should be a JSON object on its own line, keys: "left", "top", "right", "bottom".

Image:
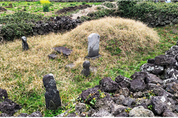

{"left": 129, "top": 106, "right": 154, "bottom": 117}
{"left": 115, "top": 75, "right": 131, "bottom": 88}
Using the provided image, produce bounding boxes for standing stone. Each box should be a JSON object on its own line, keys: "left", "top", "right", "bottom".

{"left": 86, "top": 33, "right": 101, "bottom": 59}
{"left": 21, "top": 36, "right": 29, "bottom": 51}
{"left": 43, "top": 74, "right": 61, "bottom": 110}
{"left": 81, "top": 61, "right": 90, "bottom": 77}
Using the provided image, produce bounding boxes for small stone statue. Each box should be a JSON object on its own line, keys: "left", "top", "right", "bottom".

{"left": 43, "top": 74, "right": 61, "bottom": 110}
{"left": 81, "top": 61, "right": 90, "bottom": 77}
{"left": 21, "top": 36, "right": 29, "bottom": 51}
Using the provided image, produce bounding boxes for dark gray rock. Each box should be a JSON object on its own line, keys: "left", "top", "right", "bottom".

{"left": 114, "top": 95, "right": 125, "bottom": 105}
{"left": 48, "top": 54, "right": 57, "bottom": 59}
{"left": 115, "top": 111, "right": 129, "bottom": 117}
{"left": 166, "top": 82, "right": 178, "bottom": 94}
{"left": 122, "top": 97, "right": 136, "bottom": 107}
{"left": 21, "top": 36, "right": 29, "bottom": 51}
{"left": 162, "top": 109, "right": 178, "bottom": 117}
{"left": 81, "top": 61, "right": 90, "bottom": 77}
{"left": 0, "top": 88, "right": 8, "bottom": 100}
{"left": 145, "top": 73, "right": 163, "bottom": 84}
{"left": 135, "top": 98, "right": 151, "bottom": 109}
{"left": 0, "top": 99, "right": 21, "bottom": 116}
{"left": 130, "top": 78, "right": 146, "bottom": 92}
{"left": 116, "top": 87, "right": 129, "bottom": 97}
{"left": 147, "top": 59, "right": 155, "bottom": 64}
{"left": 53, "top": 47, "right": 72, "bottom": 56}
{"left": 151, "top": 96, "right": 167, "bottom": 115}
{"left": 111, "top": 104, "right": 127, "bottom": 116}
{"left": 0, "top": 113, "right": 10, "bottom": 117}
{"left": 99, "top": 77, "right": 119, "bottom": 93}
{"left": 79, "top": 85, "right": 100, "bottom": 103}
{"left": 129, "top": 106, "right": 154, "bottom": 117}
{"left": 29, "top": 111, "right": 42, "bottom": 117}
{"left": 154, "top": 55, "right": 176, "bottom": 67}
{"left": 140, "top": 63, "right": 164, "bottom": 75}
{"left": 164, "top": 68, "right": 178, "bottom": 79}
{"left": 43, "top": 74, "right": 61, "bottom": 110}
{"left": 18, "top": 113, "right": 28, "bottom": 117}
{"left": 165, "top": 45, "right": 178, "bottom": 58}
{"left": 115, "top": 75, "right": 131, "bottom": 88}
{"left": 133, "top": 91, "right": 143, "bottom": 98}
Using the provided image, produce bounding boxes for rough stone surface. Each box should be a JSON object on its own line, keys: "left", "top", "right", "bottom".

{"left": 87, "top": 33, "right": 100, "bottom": 57}
{"left": 99, "top": 77, "right": 119, "bottom": 93}
{"left": 43, "top": 74, "right": 61, "bottom": 110}
{"left": 48, "top": 54, "right": 57, "bottom": 59}
{"left": 21, "top": 36, "right": 29, "bottom": 51}
{"left": 111, "top": 104, "right": 127, "bottom": 116}
{"left": 162, "top": 109, "right": 178, "bottom": 117}
{"left": 18, "top": 113, "right": 28, "bottom": 117}
{"left": 114, "top": 95, "right": 125, "bottom": 105}
{"left": 0, "top": 113, "right": 9, "bottom": 117}
{"left": 122, "top": 97, "right": 136, "bottom": 107}
{"left": 115, "top": 75, "right": 131, "bottom": 88}
{"left": 75, "top": 103, "right": 87, "bottom": 114}
{"left": 140, "top": 63, "right": 164, "bottom": 75}
{"left": 29, "top": 111, "right": 43, "bottom": 117}
{"left": 81, "top": 60, "right": 90, "bottom": 77}
{"left": 116, "top": 87, "right": 129, "bottom": 97}
{"left": 0, "top": 88, "right": 8, "bottom": 100}
{"left": 91, "top": 109, "right": 113, "bottom": 117}
{"left": 130, "top": 78, "right": 146, "bottom": 92}
{"left": 0, "top": 99, "right": 21, "bottom": 116}
{"left": 151, "top": 96, "right": 167, "bottom": 115}
{"left": 129, "top": 106, "right": 154, "bottom": 117}
{"left": 54, "top": 46, "right": 72, "bottom": 56}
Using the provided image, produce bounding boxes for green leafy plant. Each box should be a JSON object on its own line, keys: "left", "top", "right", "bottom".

{"left": 89, "top": 97, "right": 96, "bottom": 106}
{"left": 148, "top": 105, "right": 153, "bottom": 110}
{"left": 125, "top": 108, "right": 132, "bottom": 113}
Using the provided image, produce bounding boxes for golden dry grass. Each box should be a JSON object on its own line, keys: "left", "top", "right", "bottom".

{"left": 0, "top": 17, "right": 160, "bottom": 115}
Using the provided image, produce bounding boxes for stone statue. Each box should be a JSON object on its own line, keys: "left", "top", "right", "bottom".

{"left": 81, "top": 61, "right": 90, "bottom": 77}
{"left": 21, "top": 36, "right": 29, "bottom": 51}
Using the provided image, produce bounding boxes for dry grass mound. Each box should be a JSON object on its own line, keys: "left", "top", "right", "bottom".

{"left": 0, "top": 17, "right": 160, "bottom": 115}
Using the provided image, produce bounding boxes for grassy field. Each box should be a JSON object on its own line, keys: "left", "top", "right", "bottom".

{"left": 0, "top": 1, "right": 101, "bottom": 17}
{"left": 0, "top": 15, "right": 177, "bottom": 116}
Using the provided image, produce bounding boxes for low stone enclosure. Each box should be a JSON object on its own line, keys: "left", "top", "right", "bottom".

{"left": 2, "top": 38, "right": 178, "bottom": 116}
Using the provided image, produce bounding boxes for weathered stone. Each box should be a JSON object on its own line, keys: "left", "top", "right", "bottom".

{"left": 114, "top": 95, "right": 125, "bottom": 105}
{"left": 81, "top": 61, "right": 90, "bottom": 77}
{"left": 21, "top": 36, "right": 29, "bottom": 51}
{"left": 99, "top": 77, "right": 119, "bottom": 93}
{"left": 53, "top": 47, "right": 72, "bottom": 56}
{"left": 146, "top": 73, "right": 163, "bottom": 84}
{"left": 66, "top": 113, "right": 77, "bottom": 117}
{"left": 115, "top": 111, "right": 129, "bottom": 117}
{"left": 135, "top": 98, "right": 151, "bottom": 109}
{"left": 0, "top": 113, "right": 9, "bottom": 117}
{"left": 43, "top": 74, "right": 61, "bottom": 110}
{"left": 122, "top": 97, "right": 136, "bottom": 107}
{"left": 130, "top": 72, "right": 147, "bottom": 80}
{"left": 0, "top": 99, "right": 21, "bottom": 116}
{"left": 162, "top": 109, "right": 178, "bottom": 117}
{"left": 166, "top": 82, "right": 178, "bottom": 94}
{"left": 18, "top": 113, "right": 28, "bottom": 117}
{"left": 75, "top": 103, "right": 87, "bottom": 114}
{"left": 115, "top": 75, "right": 131, "bottom": 88}
{"left": 165, "top": 45, "right": 178, "bottom": 58}
{"left": 129, "top": 106, "right": 154, "bottom": 117}
{"left": 140, "top": 63, "right": 164, "bottom": 75}
{"left": 0, "top": 88, "right": 8, "bottom": 100}
{"left": 91, "top": 109, "right": 113, "bottom": 117}
{"left": 130, "top": 79, "right": 146, "bottom": 92}
{"left": 111, "top": 104, "right": 127, "bottom": 116}
{"left": 116, "top": 87, "right": 129, "bottom": 97}
{"left": 154, "top": 55, "right": 176, "bottom": 67}
{"left": 164, "top": 68, "right": 178, "bottom": 79}
{"left": 29, "top": 111, "right": 43, "bottom": 117}
{"left": 79, "top": 85, "right": 100, "bottom": 103}
{"left": 48, "top": 54, "right": 57, "bottom": 59}
{"left": 133, "top": 91, "right": 143, "bottom": 98}
{"left": 151, "top": 96, "right": 167, "bottom": 115}
{"left": 147, "top": 59, "right": 155, "bottom": 64}
{"left": 86, "top": 33, "right": 100, "bottom": 58}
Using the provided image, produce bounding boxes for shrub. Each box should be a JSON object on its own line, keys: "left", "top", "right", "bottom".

{"left": 40, "top": 0, "right": 51, "bottom": 12}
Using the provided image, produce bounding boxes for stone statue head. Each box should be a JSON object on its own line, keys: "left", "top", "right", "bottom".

{"left": 21, "top": 36, "right": 27, "bottom": 42}
{"left": 83, "top": 61, "right": 90, "bottom": 69}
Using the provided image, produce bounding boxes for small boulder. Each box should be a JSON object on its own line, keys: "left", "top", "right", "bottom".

{"left": 53, "top": 46, "right": 72, "bottom": 56}
{"left": 29, "top": 111, "right": 43, "bottom": 117}
{"left": 162, "top": 109, "right": 178, "bottom": 117}
{"left": 140, "top": 63, "right": 164, "bottom": 75}
{"left": 122, "top": 97, "right": 136, "bottom": 107}
{"left": 130, "top": 79, "right": 146, "bottom": 92}
{"left": 91, "top": 109, "right": 113, "bottom": 117}
{"left": 75, "top": 103, "right": 87, "bottom": 114}
{"left": 115, "top": 75, "right": 131, "bottom": 88}
{"left": 129, "top": 106, "right": 154, "bottom": 117}
{"left": 99, "top": 77, "right": 119, "bottom": 93}
{"left": 48, "top": 54, "right": 57, "bottom": 59}
{"left": 0, "top": 88, "right": 8, "bottom": 100}
{"left": 116, "top": 87, "right": 129, "bottom": 97}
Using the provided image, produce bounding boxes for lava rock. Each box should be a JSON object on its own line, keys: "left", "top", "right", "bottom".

{"left": 151, "top": 96, "right": 167, "bottom": 115}
{"left": 145, "top": 73, "right": 163, "bottom": 84}
{"left": 18, "top": 113, "right": 28, "bottom": 117}
{"left": 0, "top": 88, "right": 8, "bottom": 100}
{"left": 53, "top": 47, "right": 72, "bottom": 56}
{"left": 66, "top": 113, "right": 77, "bottom": 117}
{"left": 48, "top": 54, "right": 57, "bottom": 59}
{"left": 75, "top": 103, "right": 87, "bottom": 114}
{"left": 116, "top": 87, "right": 129, "bottom": 97}
{"left": 115, "top": 75, "right": 131, "bottom": 88}
{"left": 154, "top": 55, "right": 176, "bottom": 67}
{"left": 111, "top": 104, "right": 127, "bottom": 116}
{"left": 164, "top": 68, "right": 178, "bottom": 79}
{"left": 129, "top": 106, "right": 154, "bottom": 117}
{"left": 29, "top": 111, "right": 43, "bottom": 117}
{"left": 130, "top": 78, "right": 146, "bottom": 92}
{"left": 0, "top": 113, "right": 9, "bottom": 117}
{"left": 114, "top": 95, "right": 125, "bottom": 105}
{"left": 133, "top": 91, "right": 143, "bottom": 98}
{"left": 122, "top": 97, "right": 136, "bottom": 107}
{"left": 99, "top": 77, "right": 119, "bottom": 93}
{"left": 0, "top": 99, "right": 21, "bottom": 116}
{"left": 140, "top": 63, "right": 164, "bottom": 75}
{"left": 91, "top": 109, "right": 113, "bottom": 117}
{"left": 162, "top": 109, "right": 177, "bottom": 117}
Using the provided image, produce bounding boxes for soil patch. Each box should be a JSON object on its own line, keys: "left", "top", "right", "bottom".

{"left": 0, "top": 7, "right": 7, "bottom": 12}
{"left": 55, "top": 4, "right": 91, "bottom": 14}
